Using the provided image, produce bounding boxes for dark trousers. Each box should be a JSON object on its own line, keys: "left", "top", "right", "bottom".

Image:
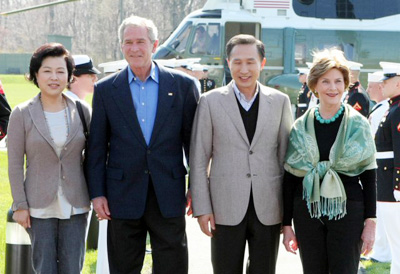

{"left": 107, "top": 179, "right": 188, "bottom": 274}
{"left": 293, "top": 198, "right": 364, "bottom": 274}
{"left": 211, "top": 193, "right": 281, "bottom": 274}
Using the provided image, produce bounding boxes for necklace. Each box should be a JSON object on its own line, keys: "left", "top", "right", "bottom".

{"left": 39, "top": 94, "right": 70, "bottom": 139}
{"left": 315, "top": 104, "right": 344, "bottom": 124}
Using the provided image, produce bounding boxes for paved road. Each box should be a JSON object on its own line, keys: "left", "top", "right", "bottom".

{"left": 186, "top": 216, "right": 303, "bottom": 274}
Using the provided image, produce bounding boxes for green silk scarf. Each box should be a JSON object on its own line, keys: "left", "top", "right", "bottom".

{"left": 284, "top": 104, "right": 377, "bottom": 220}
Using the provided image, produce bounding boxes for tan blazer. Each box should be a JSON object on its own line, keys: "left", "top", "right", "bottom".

{"left": 190, "top": 82, "right": 293, "bottom": 226}
{"left": 7, "top": 94, "right": 91, "bottom": 211}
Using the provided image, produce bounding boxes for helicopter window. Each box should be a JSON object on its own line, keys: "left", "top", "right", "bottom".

{"left": 190, "top": 24, "right": 221, "bottom": 56}
{"left": 168, "top": 22, "right": 193, "bottom": 53}
{"left": 294, "top": 0, "right": 400, "bottom": 19}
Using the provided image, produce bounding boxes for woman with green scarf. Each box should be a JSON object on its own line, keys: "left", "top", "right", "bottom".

{"left": 282, "top": 48, "right": 377, "bottom": 274}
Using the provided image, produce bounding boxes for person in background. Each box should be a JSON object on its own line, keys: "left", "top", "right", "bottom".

{"left": 182, "top": 64, "right": 216, "bottom": 94}
{"left": 198, "top": 67, "right": 216, "bottom": 93}
{"left": 7, "top": 43, "right": 91, "bottom": 273}
{"left": 343, "top": 61, "right": 370, "bottom": 117}
{"left": 190, "top": 34, "right": 292, "bottom": 273}
{"left": 191, "top": 26, "right": 210, "bottom": 54}
{"left": 374, "top": 62, "right": 400, "bottom": 274}
{"left": 367, "top": 71, "right": 389, "bottom": 135}
{"left": 86, "top": 15, "right": 198, "bottom": 274}
{"left": 305, "top": 62, "right": 319, "bottom": 111}
{"left": 365, "top": 70, "right": 391, "bottom": 263}
{"left": 295, "top": 67, "right": 310, "bottom": 119}
{"left": 0, "top": 79, "right": 11, "bottom": 140}
{"left": 283, "top": 48, "right": 377, "bottom": 274}
{"left": 65, "top": 54, "right": 100, "bottom": 101}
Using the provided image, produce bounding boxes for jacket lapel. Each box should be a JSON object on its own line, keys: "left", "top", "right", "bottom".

{"left": 28, "top": 94, "right": 59, "bottom": 153}
{"left": 219, "top": 82, "right": 250, "bottom": 146}
{"left": 149, "top": 64, "right": 175, "bottom": 146}
{"left": 250, "top": 84, "right": 272, "bottom": 149}
{"left": 111, "top": 67, "right": 147, "bottom": 147}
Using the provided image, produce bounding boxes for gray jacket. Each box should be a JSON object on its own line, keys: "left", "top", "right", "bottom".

{"left": 7, "top": 94, "right": 91, "bottom": 211}
{"left": 190, "top": 81, "right": 293, "bottom": 226}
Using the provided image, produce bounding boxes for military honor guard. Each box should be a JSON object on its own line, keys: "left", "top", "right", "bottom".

{"left": 0, "top": 79, "right": 11, "bottom": 141}
{"left": 375, "top": 62, "right": 400, "bottom": 274}
{"left": 343, "top": 61, "right": 370, "bottom": 117}
{"left": 367, "top": 71, "right": 389, "bottom": 135}
{"left": 366, "top": 70, "right": 391, "bottom": 263}
{"left": 198, "top": 67, "right": 216, "bottom": 94}
{"left": 65, "top": 54, "right": 100, "bottom": 101}
{"left": 305, "top": 62, "right": 319, "bottom": 111}
{"left": 295, "top": 67, "right": 310, "bottom": 119}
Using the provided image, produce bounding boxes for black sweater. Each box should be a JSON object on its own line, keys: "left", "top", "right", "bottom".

{"left": 283, "top": 112, "right": 377, "bottom": 226}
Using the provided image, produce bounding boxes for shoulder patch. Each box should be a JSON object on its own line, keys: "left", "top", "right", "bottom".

{"left": 353, "top": 102, "right": 362, "bottom": 111}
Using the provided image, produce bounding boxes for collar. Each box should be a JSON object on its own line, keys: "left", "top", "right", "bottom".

{"left": 376, "top": 99, "right": 389, "bottom": 107}
{"left": 128, "top": 62, "right": 159, "bottom": 84}
{"left": 232, "top": 81, "right": 259, "bottom": 102}
{"left": 389, "top": 94, "right": 400, "bottom": 106}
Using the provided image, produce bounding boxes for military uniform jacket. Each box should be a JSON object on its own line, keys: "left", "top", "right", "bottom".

{"left": 345, "top": 81, "right": 370, "bottom": 117}
{"left": 0, "top": 92, "right": 11, "bottom": 140}
{"left": 295, "top": 83, "right": 310, "bottom": 119}
{"left": 199, "top": 78, "right": 216, "bottom": 93}
{"left": 375, "top": 94, "right": 400, "bottom": 202}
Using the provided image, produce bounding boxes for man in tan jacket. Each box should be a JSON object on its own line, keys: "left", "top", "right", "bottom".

{"left": 190, "top": 34, "right": 293, "bottom": 273}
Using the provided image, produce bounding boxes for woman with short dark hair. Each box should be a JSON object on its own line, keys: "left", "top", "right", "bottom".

{"left": 282, "top": 48, "right": 377, "bottom": 274}
{"left": 7, "top": 43, "right": 91, "bottom": 273}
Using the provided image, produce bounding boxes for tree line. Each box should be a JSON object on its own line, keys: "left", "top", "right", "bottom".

{"left": 0, "top": 0, "right": 207, "bottom": 64}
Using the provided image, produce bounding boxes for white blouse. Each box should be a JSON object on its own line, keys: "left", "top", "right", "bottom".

{"left": 29, "top": 108, "right": 90, "bottom": 219}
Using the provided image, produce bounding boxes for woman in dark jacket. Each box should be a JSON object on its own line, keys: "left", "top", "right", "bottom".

{"left": 282, "top": 48, "right": 377, "bottom": 274}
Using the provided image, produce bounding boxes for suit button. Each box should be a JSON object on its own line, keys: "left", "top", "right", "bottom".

{"left": 384, "top": 167, "right": 387, "bottom": 170}
{"left": 64, "top": 147, "right": 67, "bottom": 150}
{"left": 147, "top": 150, "right": 151, "bottom": 154}
{"left": 62, "top": 176, "right": 66, "bottom": 180}
{"left": 144, "top": 170, "right": 149, "bottom": 174}
{"left": 395, "top": 185, "right": 399, "bottom": 189}
{"left": 249, "top": 151, "right": 253, "bottom": 155}
{"left": 397, "top": 170, "right": 400, "bottom": 174}
{"left": 396, "top": 178, "right": 399, "bottom": 182}
{"left": 246, "top": 173, "right": 251, "bottom": 178}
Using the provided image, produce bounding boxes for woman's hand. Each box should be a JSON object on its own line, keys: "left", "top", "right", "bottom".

{"left": 13, "top": 209, "right": 31, "bottom": 229}
{"left": 361, "top": 219, "right": 376, "bottom": 256}
{"left": 282, "top": 225, "right": 298, "bottom": 254}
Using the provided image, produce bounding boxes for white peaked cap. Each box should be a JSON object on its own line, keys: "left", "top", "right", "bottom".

{"left": 297, "top": 68, "right": 309, "bottom": 75}
{"left": 379, "top": 61, "right": 400, "bottom": 80}
{"left": 347, "top": 61, "right": 363, "bottom": 71}
{"left": 368, "top": 71, "right": 383, "bottom": 83}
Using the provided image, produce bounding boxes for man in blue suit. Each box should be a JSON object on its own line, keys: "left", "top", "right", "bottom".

{"left": 87, "top": 15, "right": 199, "bottom": 274}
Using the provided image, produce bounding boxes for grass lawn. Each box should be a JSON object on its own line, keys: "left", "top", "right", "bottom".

{"left": 362, "top": 260, "right": 391, "bottom": 274}
{"left": 0, "top": 75, "right": 152, "bottom": 273}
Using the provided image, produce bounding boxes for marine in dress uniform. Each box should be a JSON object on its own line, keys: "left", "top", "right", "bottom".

{"left": 366, "top": 71, "right": 391, "bottom": 263}
{"left": 199, "top": 77, "right": 216, "bottom": 93}
{"left": 374, "top": 62, "right": 400, "bottom": 274}
{"left": 295, "top": 68, "right": 311, "bottom": 119}
{"left": 0, "top": 80, "right": 11, "bottom": 141}
{"left": 65, "top": 55, "right": 100, "bottom": 101}
{"left": 343, "top": 61, "right": 370, "bottom": 117}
